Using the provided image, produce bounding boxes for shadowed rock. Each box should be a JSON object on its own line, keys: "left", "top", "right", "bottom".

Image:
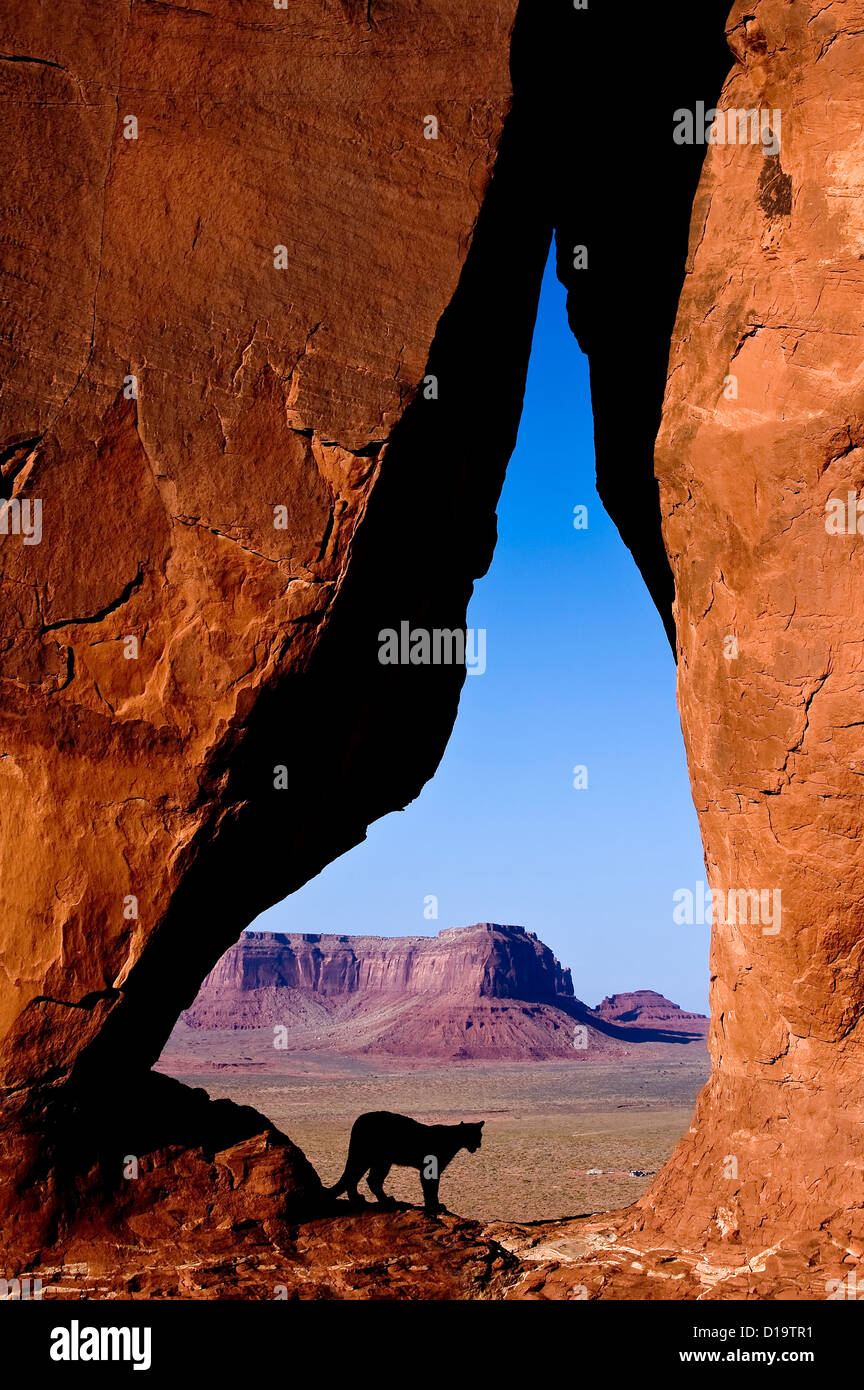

{"left": 1, "top": 0, "right": 855, "bottom": 1296}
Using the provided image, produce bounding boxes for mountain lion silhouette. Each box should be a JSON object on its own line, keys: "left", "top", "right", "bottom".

{"left": 327, "top": 1110, "right": 484, "bottom": 1214}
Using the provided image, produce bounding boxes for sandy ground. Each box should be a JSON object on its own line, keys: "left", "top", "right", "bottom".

{"left": 159, "top": 1050, "right": 708, "bottom": 1223}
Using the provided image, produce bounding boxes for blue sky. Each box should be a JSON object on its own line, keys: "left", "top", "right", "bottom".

{"left": 254, "top": 248, "right": 710, "bottom": 1013}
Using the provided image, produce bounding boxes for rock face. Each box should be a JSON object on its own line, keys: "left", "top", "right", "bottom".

{"left": 631, "top": 0, "right": 864, "bottom": 1255}
{"left": 189, "top": 924, "right": 574, "bottom": 1008}
{"left": 0, "top": 0, "right": 551, "bottom": 1259}
{"left": 18, "top": 1207, "right": 529, "bottom": 1301}
{"left": 168, "top": 924, "right": 706, "bottom": 1060}
{"left": 0, "top": 0, "right": 541, "bottom": 1077}
{"left": 1, "top": 0, "right": 859, "bottom": 1295}
{"left": 592, "top": 992, "right": 708, "bottom": 1035}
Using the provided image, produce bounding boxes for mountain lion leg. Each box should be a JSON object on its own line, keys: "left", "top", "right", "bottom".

{"left": 367, "top": 1163, "right": 395, "bottom": 1208}
{"left": 420, "top": 1173, "right": 442, "bottom": 1215}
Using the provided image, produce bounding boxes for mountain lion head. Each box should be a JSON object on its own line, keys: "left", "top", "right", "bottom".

{"left": 461, "top": 1121, "right": 484, "bottom": 1153}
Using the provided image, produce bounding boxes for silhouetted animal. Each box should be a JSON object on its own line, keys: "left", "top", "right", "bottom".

{"left": 328, "top": 1110, "right": 484, "bottom": 1214}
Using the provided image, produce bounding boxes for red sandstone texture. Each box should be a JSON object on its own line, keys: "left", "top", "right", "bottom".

{"left": 166, "top": 924, "right": 707, "bottom": 1061}
{"left": 0, "top": 0, "right": 546, "bottom": 1267}
{"left": 635, "top": 0, "right": 864, "bottom": 1258}
{"left": 592, "top": 992, "right": 708, "bottom": 1033}
{"left": 0, "top": 0, "right": 860, "bottom": 1300}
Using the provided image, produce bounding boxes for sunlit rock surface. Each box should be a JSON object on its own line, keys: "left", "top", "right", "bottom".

{"left": 0, "top": 0, "right": 546, "bottom": 1262}
{"left": 0, "top": 0, "right": 857, "bottom": 1296}
{"left": 640, "top": 0, "right": 864, "bottom": 1256}
{"left": 170, "top": 924, "right": 706, "bottom": 1060}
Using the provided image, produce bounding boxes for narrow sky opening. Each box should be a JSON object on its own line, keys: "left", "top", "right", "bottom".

{"left": 254, "top": 247, "right": 708, "bottom": 1013}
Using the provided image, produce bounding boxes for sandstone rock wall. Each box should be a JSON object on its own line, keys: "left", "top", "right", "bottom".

{"left": 632, "top": 0, "right": 864, "bottom": 1252}
{"left": 168, "top": 924, "right": 707, "bottom": 1061}
{"left": 0, "top": 0, "right": 557, "bottom": 1087}
{"left": 1, "top": 0, "right": 860, "bottom": 1285}
{"left": 0, "top": 0, "right": 551, "bottom": 1254}
{"left": 593, "top": 992, "right": 708, "bottom": 1032}
{"left": 189, "top": 923, "right": 574, "bottom": 1006}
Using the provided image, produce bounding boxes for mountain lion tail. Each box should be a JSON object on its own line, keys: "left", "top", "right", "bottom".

{"left": 326, "top": 1169, "right": 349, "bottom": 1197}
{"left": 326, "top": 1128, "right": 364, "bottom": 1196}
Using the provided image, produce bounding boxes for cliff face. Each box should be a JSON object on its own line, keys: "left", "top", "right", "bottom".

{"left": 168, "top": 924, "right": 706, "bottom": 1062}
{"left": 1, "top": 0, "right": 859, "bottom": 1295}
{"left": 0, "top": 0, "right": 549, "bottom": 1256}
{"left": 593, "top": 993, "right": 707, "bottom": 1032}
{"left": 632, "top": 0, "right": 864, "bottom": 1254}
{"left": 189, "top": 924, "right": 574, "bottom": 1008}
{"left": 0, "top": 0, "right": 543, "bottom": 1083}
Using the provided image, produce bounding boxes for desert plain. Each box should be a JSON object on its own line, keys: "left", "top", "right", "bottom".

{"left": 158, "top": 1039, "right": 709, "bottom": 1224}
